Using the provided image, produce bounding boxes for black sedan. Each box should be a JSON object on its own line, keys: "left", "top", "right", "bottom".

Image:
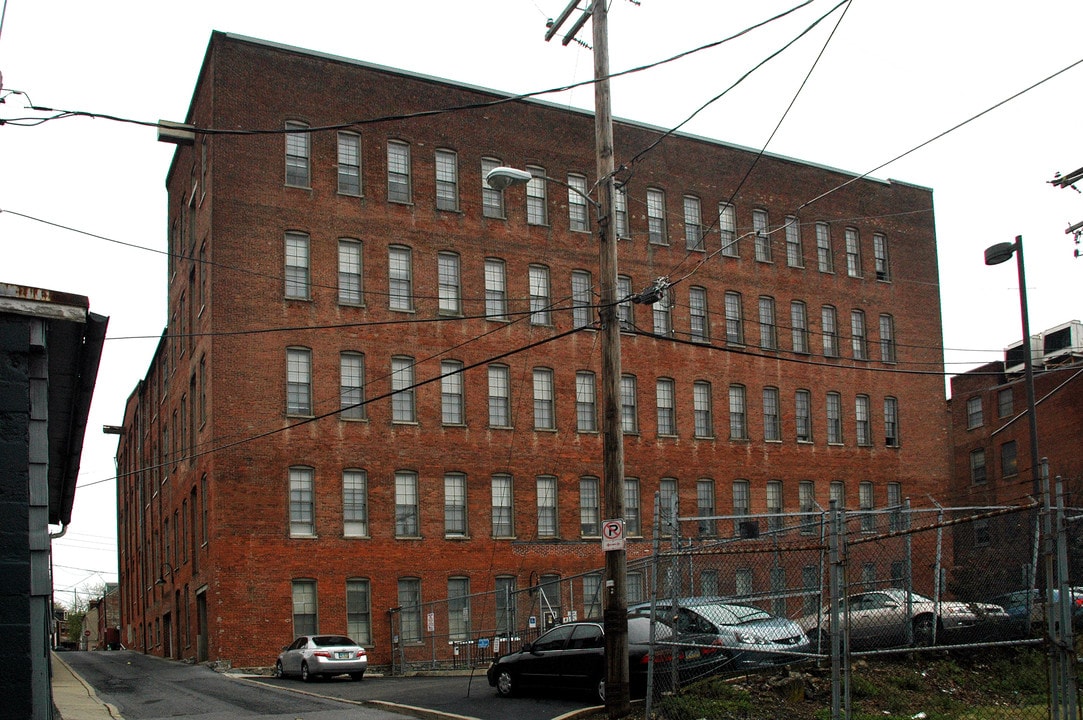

{"left": 486, "top": 616, "right": 716, "bottom": 702}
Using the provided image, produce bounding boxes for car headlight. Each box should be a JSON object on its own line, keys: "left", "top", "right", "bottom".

{"left": 734, "top": 632, "right": 768, "bottom": 645}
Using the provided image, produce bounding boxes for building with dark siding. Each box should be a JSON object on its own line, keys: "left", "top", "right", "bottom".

{"left": 115, "top": 32, "right": 950, "bottom": 669}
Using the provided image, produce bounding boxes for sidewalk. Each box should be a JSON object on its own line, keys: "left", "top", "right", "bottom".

{"left": 51, "top": 652, "right": 122, "bottom": 720}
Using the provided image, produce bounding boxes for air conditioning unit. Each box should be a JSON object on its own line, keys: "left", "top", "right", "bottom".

{"left": 1004, "top": 335, "right": 1044, "bottom": 376}
{"left": 1041, "top": 320, "right": 1083, "bottom": 365}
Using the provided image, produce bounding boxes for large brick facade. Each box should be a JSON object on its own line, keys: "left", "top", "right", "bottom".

{"left": 115, "top": 32, "right": 950, "bottom": 669}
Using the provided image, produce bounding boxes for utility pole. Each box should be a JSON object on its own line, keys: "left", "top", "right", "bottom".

{"left": 547, "top": 2, "right": 629, "bottom": 716}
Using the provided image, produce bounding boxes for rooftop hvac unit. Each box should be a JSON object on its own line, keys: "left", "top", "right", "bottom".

{"left": 1004, "top": 335, "right": 1044, "bottom": 375}
{"left": 1042, "top": 319, "right": 1083, "bottom": 365}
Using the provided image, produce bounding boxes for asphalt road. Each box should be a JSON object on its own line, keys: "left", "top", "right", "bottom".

{"left": 60, "top": 650, "right": 593, "bottom": 720}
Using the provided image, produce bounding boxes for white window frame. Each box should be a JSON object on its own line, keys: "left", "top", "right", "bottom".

{"left": 785, "top": 216, "right": 802, "bottom": 267}
{"left": 488, "top": 364, "right": 511, "bottom": 427}
{"left": 684, "top": 195, "right": 703, "bottom": 251}
{"left": 438, "top": 252, "right": 461, "bottom": 315}
{"left": 440, "top": 360, "right": 464, "bottom": 425}
{"left": 340, "top": 352, "right": 365, "bottom": 420}
{"left": 485, "top": 258, "right": 508, "bottom": 321}
{"left": 537, "top": 475, "right": 558, "bottom": 538}
{"left": 338, "top": 239, "right": 363, "bottom": 305}
{"left": 285, "top": 232, "right": 310, "bottom": 300}
{"left": 719, "top": 203, "right": 737, "bottom": 257}
{"left": 576, "top": 371, "right": 597, "bottom": 432}
{"left": 492, "top": 474, "right": 514, "bottom": 537}
{"left": 435, "top": 148, "right": 459, "bottom": 211}
{"left": 526, "top": 166, "right": 547, "bottom": 225}
{"left": 337, "top": 132, "right": 361, "bottom": 196}
{"left": 444, "top": 473, "right": 468, "bottom": 537}
{"left": 647, "top": 188, "right": 667, "bottom": 245}
{"left": 693, "top": 380, "right": 713, "bottom": 437}
{"left": 343, "top": 470, "right": 368, "bottom": 537}
{"left": 289, "top": 466, "right": 315, "bottom": 536}
{"left": 388, "top": 245, "right": 413, "bottom": 311}
{"left": 285, "top": 122, "right": 310, "bottom": 188}
{"left": 656, "top": 378, "right": 676, "bottom": 436}
{"left": 529, "top": 265, "right": 552, "bottom": 325}
{"left": 387, "top": 140, "right": 411, "bottom": 203}
{"left": 395, "top": 470, "right": 420, "bottom": 537}
{"left": 533, "top": 368, "right": 556, "bottom": 430}
{"left": 390, "top": 356, "right": 416, "bottom": 423}
{"left": 286, "top": 347, "right": 312, "bottom": 416}
{"left": 753, "top": 209, "right": 771, "bottom": 262}
{"left": 568, "top": 173, "right": 590, "bottom": 231}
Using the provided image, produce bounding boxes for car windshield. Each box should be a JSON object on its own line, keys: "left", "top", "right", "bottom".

{"left": 312, "top": 635, "right": 356, "bottom": 647}
{"left": 694, "top": 603, "right": 772, "bottom": 626}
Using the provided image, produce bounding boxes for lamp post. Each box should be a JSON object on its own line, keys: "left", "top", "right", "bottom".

{"left": 487, "top": 159, "right": 629, "bottom": 714}
{"left": 983, "top": 235, "right": 1040, "bottom": 495}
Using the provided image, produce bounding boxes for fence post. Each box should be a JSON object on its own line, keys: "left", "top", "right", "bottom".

{"left": 828, "top": 499, "right": 849, "bottom": 720}
{"left": 1052, "top": 472, "right": 1080, "bottom": 719}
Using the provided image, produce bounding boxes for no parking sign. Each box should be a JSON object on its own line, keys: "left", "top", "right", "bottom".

{"left": 601, "top": 519, "right": 625, "bottom": 551}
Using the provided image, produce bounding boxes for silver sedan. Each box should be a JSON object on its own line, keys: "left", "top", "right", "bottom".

{"left": 274, "top": 635, "right": 367, "bottom": 682}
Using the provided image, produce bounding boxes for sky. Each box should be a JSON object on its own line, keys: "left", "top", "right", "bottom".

{"left": 1, "top": 0, "right": 1080, "bottom": 607}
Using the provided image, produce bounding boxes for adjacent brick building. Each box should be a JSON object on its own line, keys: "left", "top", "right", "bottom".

{"left": 115, "top": 32, "right": 950, "bottom": 669}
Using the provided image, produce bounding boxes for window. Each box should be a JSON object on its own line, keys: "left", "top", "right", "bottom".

{"left": 583, "top": 574, "right": 603, "bottom": 620}
{"left": 624, "top": 478, "right": 641, "bottom": 535}
{"left": 974, "top": 519, "right": 991, "bottom": 547}
{"left": 826, "top": 391, "right": 843, "bottom": 444}
{"left": 998, "top": 388, "right": 1014, "bottom": 418}
{"left": 689, "top": 286, "right": 709, "bottom": 342}
{"left": 537, "top": 475, "right": 558, "bottom": 538}
{"left": 292, "top": 580, "right": 317, "bottom": 636}
{"left": 770, "top": 565, "right": 787, "bottom": 616}
{"left": 753, "top": 209, "right": 771, "bottom": 262}
{"left": 491, "top": 474, "right": 514, "bottom": 537}
{"left": 970, "top": 448, "right": 987, "bottom": 483}
{"left": 397, "top": 578, "right": 421, "bottom": 642}
{"left": 719, "top": 203, "right": 738, "bottom": 257}
{"left": 526, "top": 166, "right": 547, "bottom": 225}
{"left": 701, "top": 570, "right": 719, "bottom": 597}
{"left": 448, "top": 578, "right": 471, "bottom": 640}
{"left": 481, "top": 157, "right": 505, "bottom": 218}
{"left": 387, "top": 141, "right": 411, "bottom": 203}
{"left": 725, "top": 291, "right": 744, "bottom": 344}
{"left": 845, "top": 228, "right": 862, "bottom": 277}
{"left": 856, "top": 395, "right": 871, "bottom": 446}
{"left": 966, "top": 397, "right": 983, "bottom": 429}
{"left": 621, "top": 374, "right": 638, "bottom": 433}
{"left": 614, "top": 185, "right": 629, "bottom": 238}
{"left": 388, "top": 245, "right": 413, "bottom": 311}
{"left": 763, "top": 387, "right": 781, "bottom": 441}
{"left": 484, "top": 258, "right": 507, "bottom": 320}
{"left": 656, "top": 378, "right": 676, "bottom": 436}
{"left": 340, "top": 352, "right": 365, "bottom": 420}
{"left": 822, "top": 305, "right": 838, "bottom": 357}
{"left": 346, "top": 579, "right": 371, "bottom": 644}
{"left": 791, "top": 301, "right": 809, "bottom": 354}
{"left": 286, "top": 348, "right": 312, "bottom": 416}
{"left": 438, "top": 252, "right": 461, "bottom": 315}
{"left": 528, "top": 265, "right": 551, "bottom": 325}
{"left": 289, "top": 467, "right": 314, "bottom": 536}
{"left": 435, "top": 149, "right": 459, "bottom": 210}
{"left": 766, "top": 480, "right": 783, "bottom": 532}
{"left": 851, "top": 310, "right": 867, "bottom": 360}
{"left": 647, "top": 188, "right": 667, "bottom": 244}
{"left": 785, "top": 216, "right": 802, "bottom": 267}
{"left": 627, "top": 572, "right": 645, "bottom": 605}
{"left": 735, "top": 567, "right": 753, "bottom": 597}
{"left": 697, "top": 479, "right": 716, "bottom": 536}
{"left": 390, "top": 356, "right": 416, "bottom": 423}
{"left": 284, "top": 232, "right": 310, "bottom": 300}
{"left": 495, "top": 577, "right": 517, "bottom": 635}
{"left": 652, "top": 288, "right": 672, "bottom": 337}
{"left": 488, "top": 365, "right": 511, "bottom": 427}
{"left": 862, "top": 563, "right": 877, "bottom": 590}
{"left": 684, "top": 196, "right": 703, "bottom": 250}
{"left": 285, "top": 122, "right": 310, "bottom": 187}
{"left": 445, "top": 473, "right": 467, "bottom": 537}
{"left": 802, "top": 565, "right": 819, "bottom": 615}
{"left": 816, "top": 222, "right": 833, "bottom": 273}
{"left": 887, "top": 482, "right": 903, "bottom": 532}
{"left": 732, "top": 480, "right": 750, "bottom": 535}
{"left": 859, "top": 481, "right": 874, "bottom": 532}
{"left": 729, "top": 384, "right": 747, "bottom": 440}
{"left": 580, "top": 476, "right": 600, "bottom": 536}
{"left": 617, "top": 275, "right": 634, "bottom": 330}
{"left": 1001, "top": 440, "right": 1018, "bottom": 477}
{"left": 571, "top": 270, "right": 593, "bottom": 329}
{"left": 799, "top": 481, "right": 816, "bottom": 535}
{"left": 440, "top": 360, "right": 464, "bottom": 425}
{"left": 830, "top": 480, "right": 845, "bottom": 508}
{"left": 338, "top": 239, "right": 363, "bottom": 305}
{"left": 795, "top": 389, "right": 812, "bottom": 443}
{"left": 395, "top": 471, "right": 419, "bottom": 536}
{"left": 656, "top": 477, "right": 678, "bottom": 534}
{"left": 338, "top": 132, "right": 361, "bottom": 195}
{"left": 693, "top": 381, "right": 713, "bottom": 437}
{"left": 576, "top": 371, "right": 597, "bottom": 432}
{"left": 343, "top": 470, "right": 368, "bottom": 537}
{"left": 879, "top": 314, "right": 895, "bottom": 363}
{"left": 533, "top": 368, "right": 555, "bottom": 430}
{"left": 568, "top": 173, "right": 589, "bottom": 231}
{"left": 884, "top": 397, "right": 900, "bottom": 447}
{"left": 873, "top": 233, "right": 890, "bottom": 281}
{"left": 759, "top": 296, "right": 777, "bottom": 350}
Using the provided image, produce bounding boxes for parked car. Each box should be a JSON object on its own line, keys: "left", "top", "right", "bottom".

{"left": 798, "top": 588, "right": 1009, "bottom": 650}
{"left": 991, "top": 587, "right": 1083, "bottom": 632}
{"left": 487, "top": 616, "right": 704, "bottom": 702}
{"left": 630, "top": 599, "right": 810, "bottom": 673}
{"left": 274, "top": 635, "right": 367, "bottom": 682}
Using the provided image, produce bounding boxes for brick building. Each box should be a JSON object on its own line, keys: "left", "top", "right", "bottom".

{"left": 948, "top": 320, "right": 1083, "bottom": 598}
{"left": 115, "top": 32, "right": 949, "bottom": 669}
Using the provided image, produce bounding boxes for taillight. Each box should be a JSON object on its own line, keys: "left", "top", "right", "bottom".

{"left": 701, "top": 638, "right": 725, "bottom": 657}
{"left": 313, "top": 651, "right": 331, "bottom": 658}
{"left": 357, "top": 650, "right": 367, "bottom": 658}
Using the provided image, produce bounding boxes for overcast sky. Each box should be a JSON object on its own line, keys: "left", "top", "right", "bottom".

{"left": 2, "top": 0, "right": 1080, "bottom": 606}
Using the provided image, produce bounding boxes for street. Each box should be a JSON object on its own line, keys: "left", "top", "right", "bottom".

{"left": 59, "top": 650, "right": 593, "bottom": 720}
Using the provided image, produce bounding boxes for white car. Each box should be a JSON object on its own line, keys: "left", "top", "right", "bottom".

{"left": 274, "top": 635, "right": 367, "bottom": 681}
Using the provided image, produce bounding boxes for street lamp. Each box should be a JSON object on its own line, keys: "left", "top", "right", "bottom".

{"left": 983, "top": 235, "right": 1040, "bottom": 495}
{"left": 486, "top": 162, "right": 630, "bottom": 712}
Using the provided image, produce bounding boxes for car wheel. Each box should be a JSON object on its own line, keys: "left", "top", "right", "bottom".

{"left": 495, "top": 669, "right": 515, "bottom": 697}
{"left": 273, "top": 660, "right": 284, "bottom": 679}
{"left": 913, "top": 615, "right": 936, "bottom": 646}
{"left": 301, "top": 661, "right": 313, "bottom": 682}
{"left": 596, "top": 676, "right": 606, "bottom": 703}
{"left": 350, "top": 672, "right": 364, "bottom": 681}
